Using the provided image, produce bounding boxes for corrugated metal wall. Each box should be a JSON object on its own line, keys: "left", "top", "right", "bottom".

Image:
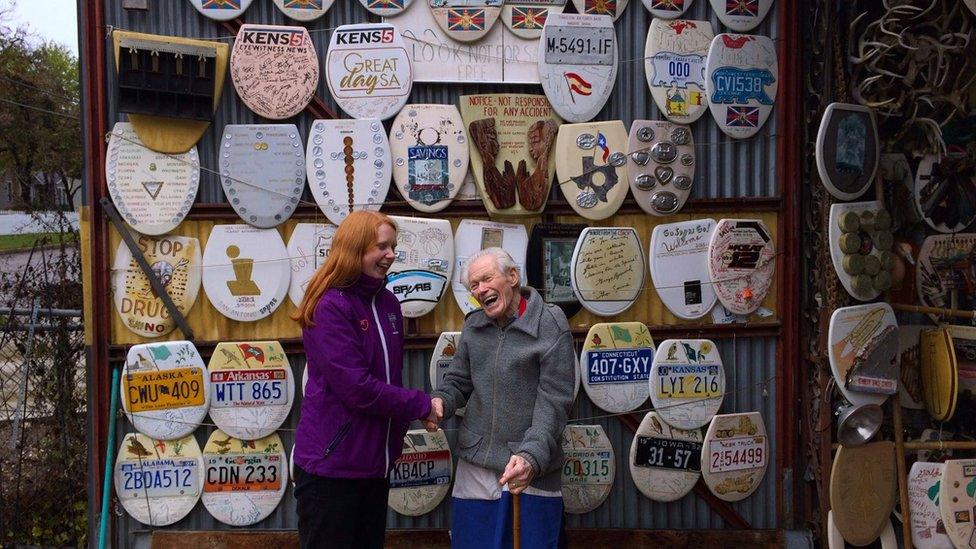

{"left": 103, "top": 0, "right": 782, "bottom": 545}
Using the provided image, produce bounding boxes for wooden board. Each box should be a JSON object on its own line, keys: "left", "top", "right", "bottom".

{"left": 627, "top": 120, "right": 695, "bottom": 216}
{"left": 105, "top": 122, "right": 200, "bottom": 235}
{"left": 921, "top": 327, "right": 958, "bottom": 422}
{"left": 459, "top": 94, "right": 561, "bottom": 217}
{"left": 427, "top": 0, "right": 502, "bottom": 42}
{"left": 816, "top": 103, "right": 879, "bottom": 201}
{"left": 705, "top": 34, "right": 778, "bottom": 139}
{"left": 561, "top": 424, "right": 615, "bottom": 514}
{"left": 218, "top": 124, "right": 304, "bottom": 229}
{"left": 108, "top": 212, "right": 778, "bottom": 345}
{"left": 326, "top": 23, "right": 412, "bottom": 120}
{"left": 207, "top": 341, "right": 295, "bottom": 440}
{"left": 629, "top": 411, "right": 701, "bottom": 502}
{"left": 272, "top": 0, "right": 331, "bottom": 20}
{"left": 915, "top": 154, "right": 976, "bottom": 233}
{"left": 644, "top": 19, "right": 712, "bottom": 124}
{"left": 554, "top": 121, "right": 630, "bottom": 220}
{"left": 649, "top": 339, "right": 724, "bottom": 430}
{"left": 111, "top": 31, "right": 229, "bottom": 154}
{"left": 389, "top": 429, "right": 452, "bottom": 516}
{"left": 701, "top": 412, "right": 768, "bottom": 502}
{"left": 571, "top": 227, "right": 644, "bottom": 316}
{"left": 939, "top": 458, "right": 976, "bottom": 549}
{"left": 113, "top": 235, "right": 201, "bottom": 339}
{"left": 908, "top": 462, "right": 954, "bottom": 549}
{"left": 539, "top": 13, "right": 618, "bottom": 123}
{"left": 386, "top": 216, "right": 454, "bottom": 318}
{"left": 708, "top": 0, "right": 773, "bottom": 32}
{"left": 501, "top": 1, "right": 566, "bottom": 39}
{"left": 649, "top": 219, "right": 717, "bottom": 320}
{"left": 115, "top": 433, "right": 203, "bottom": 526}
{"left": 230, "top": 25, "right": 318, "bottom": 120}
{"left": 286, "top": 223, "right": 336, "bottom": 308}
{"left": 390, "top": 105, "right": 468, "bottom": 213}
{"left": 452, "top": 219, "right": 528, "bottom": 314}
{"left": 526, "top": 222, "right": 585, "bottom": 319}
{"left": 827, "top": 303, "right": 897, "bottom": 407}
{"left": 121, "top": 341, "right": 210, "bottom": 441}
{"left": 201, "top": 432, "right": 288, "bottom": 526}
{"left": 201, "top": 225, "right": 290, "bottom": 322}
{"left": 579, "top": 322, "right": 653, "bottom": 413}
{"left": 707, "top": 218, "right": 775, "bottom": 315}
{"left": 829, "top": 441, "right": 897, "bottom": 547}
{"left": 306, "top": 118, "right": 391, "bottom": 226}
{"left": 188, "top": 0, "right": 253, "bottom": 20}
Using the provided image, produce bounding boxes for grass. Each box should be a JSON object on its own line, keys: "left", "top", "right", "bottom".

{"left": 0, "top": 232, "right": 71, "bottom": 252}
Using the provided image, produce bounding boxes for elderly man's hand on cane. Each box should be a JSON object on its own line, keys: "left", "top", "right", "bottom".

{"left": 498, "top": 454, "right": 535, "bottom": 495}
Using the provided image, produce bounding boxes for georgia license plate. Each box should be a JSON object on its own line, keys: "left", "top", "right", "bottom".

{"left": 203, "top": 453, "right": 283, "bottom": 492}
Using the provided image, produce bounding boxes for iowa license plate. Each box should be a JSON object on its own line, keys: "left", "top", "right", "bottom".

{"left": 633, "top": 436, "right": 701, "bottom": 471}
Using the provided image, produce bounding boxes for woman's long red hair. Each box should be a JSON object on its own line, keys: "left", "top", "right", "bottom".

{"left": 292, "top": 210, "right": 397, "bottom": 327}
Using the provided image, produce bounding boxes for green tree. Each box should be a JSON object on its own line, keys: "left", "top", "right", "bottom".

{"left": 0, "top": 11, "right": 80, "bottom": 211}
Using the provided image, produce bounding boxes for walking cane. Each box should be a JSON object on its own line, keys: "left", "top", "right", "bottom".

{"left": 513, "top": 492, "right": 522, "bottom": 549}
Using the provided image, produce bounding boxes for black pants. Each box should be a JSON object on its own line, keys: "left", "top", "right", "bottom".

{"left": 294, "top": 465, "right": 390, "bottom": 549}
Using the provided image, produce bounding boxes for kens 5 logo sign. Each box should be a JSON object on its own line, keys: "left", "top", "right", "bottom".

{"left": 335, "top": 28, "right": 395, "bottom": 45}
{"left": 240, "top": 29, "right": 305, "bottom": 47}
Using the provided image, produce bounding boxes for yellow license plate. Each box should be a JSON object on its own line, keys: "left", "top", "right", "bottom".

{"left": 125, "top": 367, "right": 205, "bottom": 413}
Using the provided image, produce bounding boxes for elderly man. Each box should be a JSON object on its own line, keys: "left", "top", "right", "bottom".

{"left": 429, "top": 247, "right": 576, "bottom": 548}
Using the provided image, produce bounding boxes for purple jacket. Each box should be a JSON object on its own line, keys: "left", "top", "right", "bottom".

{"left": 294, "top": 273, "right": 431, "bottom": 479}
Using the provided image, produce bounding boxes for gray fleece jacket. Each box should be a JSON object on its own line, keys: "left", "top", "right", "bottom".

{"left": 433, "top": 286, "right": 576, "bottom": 492}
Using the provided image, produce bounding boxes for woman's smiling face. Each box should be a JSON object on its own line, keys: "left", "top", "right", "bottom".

{"left": 361, "top": 223, "right": 397, "bottom": 279}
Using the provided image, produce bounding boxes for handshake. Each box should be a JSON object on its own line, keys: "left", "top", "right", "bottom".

{"left": 423, "top": 397, "right": 444, "bottom": 432}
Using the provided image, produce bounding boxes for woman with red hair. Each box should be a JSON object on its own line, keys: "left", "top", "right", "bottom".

{"left": 292, "top": 210, "right": 439, "bottom": 549}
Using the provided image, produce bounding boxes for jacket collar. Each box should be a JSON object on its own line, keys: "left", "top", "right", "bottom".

{"left": 466, "top": 287, "right": 542, "bottom": 337}
{"left": 343, "top": 272, "right": 387, "bottom": 297}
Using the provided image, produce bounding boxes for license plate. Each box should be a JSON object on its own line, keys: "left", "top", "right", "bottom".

{"left": 117, "top": 458, "right": 201, "bottom": 498}
{"left": 544, "top": 26, "right": 614, "bottom": 66}
{"left": 203, "top": 453, "right": 283, "bottom": 492}
{"left": 586, "top": 348, "right": 653, "bottom": 384}
{"left": 655, "top": 364, "right": 721, "bottom": 398}
{"left": 390, "top": 450, "right": 452, "bottom": 489}
{"left": 707, "top": 437, "right": 767, "bottom": 473}
{"left": 633, "top": 436, "right": 702, "bottom": 471}
{"left": 562, "top": 450, "right": 613, "bottom": 484}
{"left": 125, "top": 367, "right": 205, "bottom": 413}
{"left": 210, "top": 369, "right": 288, "bottom": 408}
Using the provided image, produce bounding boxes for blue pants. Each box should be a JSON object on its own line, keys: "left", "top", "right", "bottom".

{"left": 450, "top": 493, "right": 564, "bottom": 549}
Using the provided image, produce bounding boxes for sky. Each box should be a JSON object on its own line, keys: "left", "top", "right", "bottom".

{"left": 6, "top": 0, "right": 79, "bottom": 55}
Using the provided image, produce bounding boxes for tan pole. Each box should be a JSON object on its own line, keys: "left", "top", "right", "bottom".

{"left": 891, "top": 400, "right": 913, "bottom": 549}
